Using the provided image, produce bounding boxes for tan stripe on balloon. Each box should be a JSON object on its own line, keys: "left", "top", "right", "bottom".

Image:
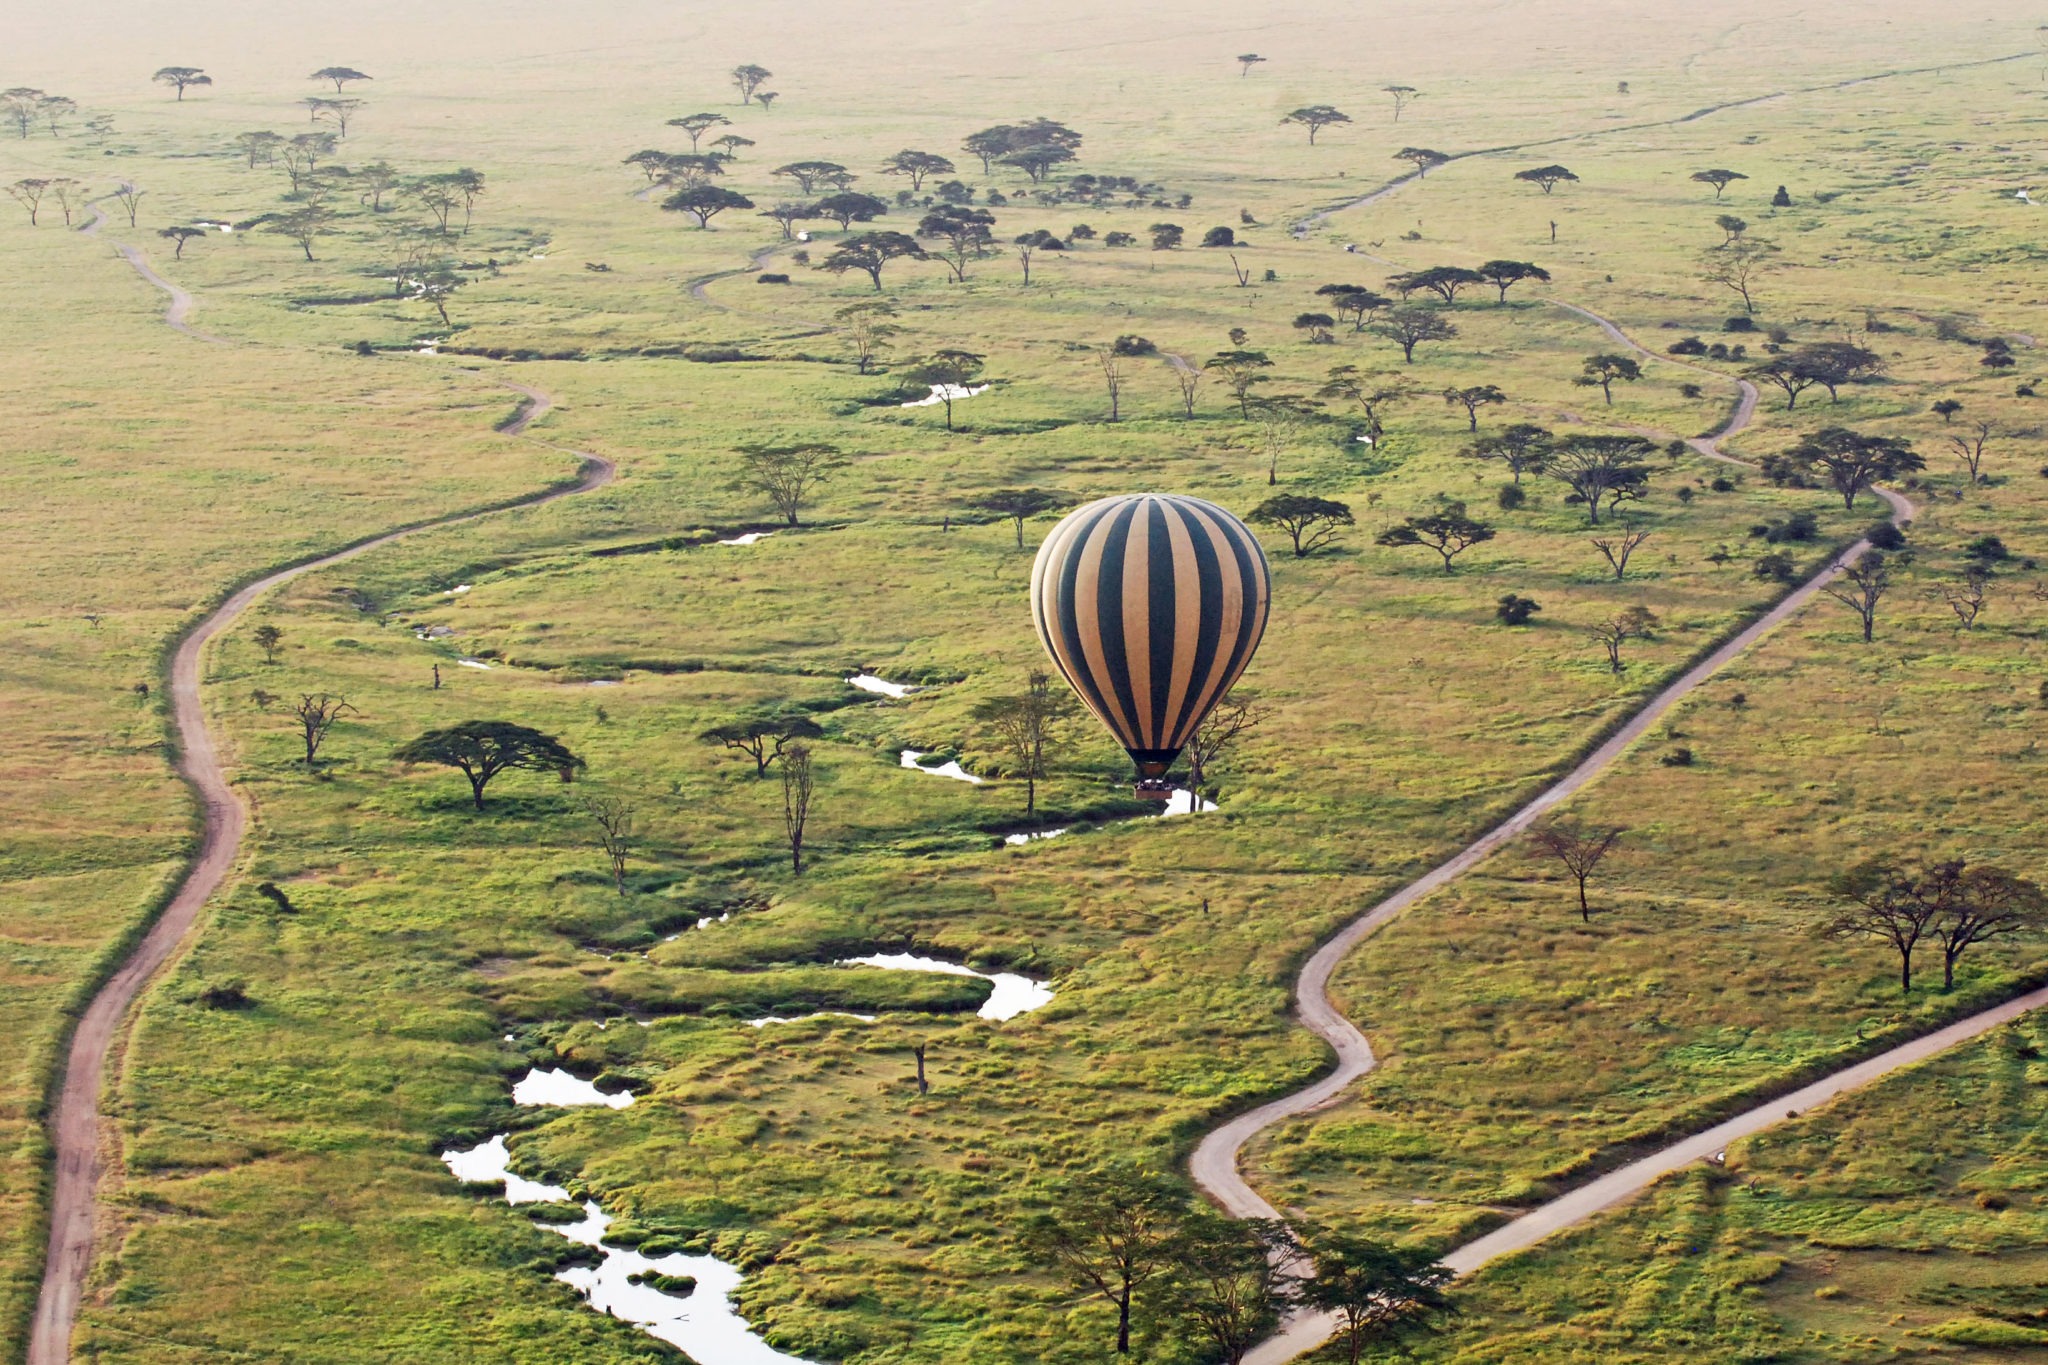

{"left": 1160, "top": 501, "right": 1202, "bottom": 745}
{"left": 1121, "top": 499, "right": 1155, "bottom": 747}
{"left": 1170, "top": 501, "right": 1248, "bottom": 748}
{"left": 1070, "top": 504, "right": 1140, "bottom": 748}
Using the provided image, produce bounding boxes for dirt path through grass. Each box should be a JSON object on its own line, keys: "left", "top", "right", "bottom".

{"left": 25, "top": 239, "right": 615, "bottom": 1365}
{"left": 1197, "top": 297, "right": 1928, "bottom": 1363}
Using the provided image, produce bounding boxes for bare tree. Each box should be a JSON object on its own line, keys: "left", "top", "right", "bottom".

{"left": 1098, "top": 347, "right": 1126, "bottom": 422}
{"left": 1590, "top": 604, "right": 1657, "bottom": 673}
{"left": 733, "top": 443, "right": 844, "bottom": 525}
{"left": 1936, "top": 568, "right": 1990, "bottom": 630}
{"left": 910, "top": 1041, "right": 931, "bottom": 1095}
{"left": 1185, "top": 690, "right": 1268, "bottom": 795}
{"left": 1529, "top": 822, "right": 1625, "bottom": 921}
{"left": 971, "top": 672, "right": 1072, "bottom": 816}
{"left": 1948, "top": 420, "right": 2000, "bottom": 483}
{"left": 1590, "top": 523, "right": 1652, "bottom": 580}
{"left": 780, "top": 742, "right": 816, "bottom": 873}
{"left": 291, "top": 693, "right": 357, "bottom": 767}
{"left": 1821, "top": 551, "right": 1891, "bottom": 642}
{"left": 582, "top": 795, "right": 637, "bottom": 893}
{"left": 111, "top": 181, "right": 146, "bottom": 227}
{"left": 1174, "top": 362, "right": 1202, "bottom": 418}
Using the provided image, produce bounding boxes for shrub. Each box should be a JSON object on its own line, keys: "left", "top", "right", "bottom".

{"left": 755, "top": 273, "right": 790, "bottom": 284}
{"left": 1753, "top": 551, "right": 1796, "bottom": 581}
{"left": 1723, "top": 315, "right": 1757, "bottom": 332}
{"left": 1104, "top": 230, "right": 1136, "bottom": 247}
{"left": 1110, "top": 335, "right": 1157, "bottom": 356}
{"left": 1710, "top": 475, "right": 1736, "bottom": 492}
{"left": 1750, "top": 510, "right": 1819, "bottom": 543}
{"left": 1707, "top": 343, "right": 1730, "bottom": 360}
{"left": 1866, "top": 520, "right": 1905, "bottom": 550}
{"left": 1965, "top": 534, "right": 2012, "bottom": 564}
{"left": 1668, "top": 337, "right": 1708, "bottom": 356}
{"left": 196, "top": 981, "right": 254, "bottom": 1010}
{"left": 1069, "top": 223, "right": 1096, "bottom": 240}
{"left": 1659, "top": 746, "right": 1694, "bottom": 767}
{"left": 1496, "top": 484, "right": 1526, "bottom": 511}
{"left": 1495, "top": 593, "right": 1541, "bottom": 625}
{"left": 1676, "top": 486, "right": 1695, "bottom": 504}
{"left": 1199, "top": 226, "right": 1236, "bottom": 247}
{"left": 1678, "top": 382, "right": 1703, "bottom": 398}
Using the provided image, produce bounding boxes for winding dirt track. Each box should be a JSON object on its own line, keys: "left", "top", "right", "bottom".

{"left": 1199, "top": 251, "right": 1946, "bottom": 1365}
{"left": 27, "top": 233, "right": 613, "bottom": 1365}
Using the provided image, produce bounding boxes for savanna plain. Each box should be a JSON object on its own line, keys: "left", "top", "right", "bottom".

{"left": 8, "top": 2, "right": 2048, "bottom": 1362}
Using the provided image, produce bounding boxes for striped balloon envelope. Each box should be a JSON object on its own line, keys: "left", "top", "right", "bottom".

{"left": 1030, "top": 494, "right": 1271, "bottom": 792}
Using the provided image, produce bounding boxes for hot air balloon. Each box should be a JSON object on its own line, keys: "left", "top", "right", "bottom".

{"left": 1030, "top": 494, "right": 1271, "bottom": 798}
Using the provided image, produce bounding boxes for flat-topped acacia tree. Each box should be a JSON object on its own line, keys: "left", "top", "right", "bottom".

{"left": 661, "top": 183, "right": 753, "bottom": 227}
{"left": 1280, "top": 105, "right": 1350, "bottom": 144}
{"left": 666, "top": 111, "right": 730, "bottom": 150}
{"left": 1513, "top": 164, "right": 1578, "bottom": 193}
{"left": 153, "top": 66, "right": 212, "bottom": 99}
{"left": 1236, "top": 53, "right": 1266, "bottom": 76}
{"left": 1383, "top": 84, "right": 1419, "bottom": 121}
{"left": 394, "top": 720, "right": 585, "bottom": 810}
{"left": 1691, "top": 168, "right": 1748, "bottom": 198}
{"left": 818, "top": 230, "right": 927, "bottom": 290}
{"left": 1394, "top": 146, "right": 1450, "bottom": 178}
{"left": 733, "top": 442, "right": 844, "bottom": 524}
{"left": 900, "top": 348, "right": 987, "bottom": 429}
{"left": 310, "top": 67, "right": 371, "bottom": 93}
{"left": 881, "top": 149, "right": 954, "bottom": 190}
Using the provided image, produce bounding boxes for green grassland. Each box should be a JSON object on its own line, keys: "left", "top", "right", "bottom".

{"left": 7, "top": 0, "right": 2048, "bottom": 1360}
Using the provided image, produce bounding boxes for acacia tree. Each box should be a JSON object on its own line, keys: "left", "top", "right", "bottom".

{"left": 1715, "top": 213, "right": 1747, "bottom": 246}
{"left": 1744, "top": 355, "right": 1822, "bottom": 411}
{"left": 712, "top": 133, "right": 754, "bottom": 159}
{"left": 234, "top": 130, "right": 285, "bottom": 166}
{"left": 1529, "top": 821, "right": 1625, "bottom": 919}
{"left": 1281, "top": 105, "right": 1351, "bottom": 144}
{"left": 1236, "top": 53, "right": 1267, "bottom": 76}
{"left": 1388, "top": 266, "right": 1483, "bottom": 304}
{"left": 773, "top": 160, "right": 850, "bottom": 195}
{"left": 1442, "top": 384, "right": 1505, "bottom": 431}
{"left": 813, "top": 191, "right": 888, "bottom": 229}
{"left": 153, "top": 67, "right": 212, "bottom": 100}
{"left": 252, "top": 624, "right": 285, "bottom": 664}
{"left": 1513, "top": 164, "right": 1578, "bottom": 194}
{"left": 1930, "top": 862, "right": 2047, "bottom": 990}
{"left": 160, "top": 225, "right": 207, "bottom": 259}
{"left": 835, "top": 300, "right": 900, "bottom": 373}
{"left": 1024, "top": 1165, "right": 1184, "bottom": 1356}
{"left": 310, "top": 66, "right": 371, "bottom": 93}
{"left": 582, "top": 795, "right": 637, "bottom": 893}
{"left": 997, "top": 119, "right": 1083, "bottom": 181}
{"left": 917, "top": 204, "right": 997, "bottom": 281}
{"left": 1316, "top": 283, "right": 1392, "bottom": 332}
{"left": 667, "top": 111, "right": 730, "bottom": 150}
{"left": 291, "top": 693, "right": 356, "bottom": 766}
{"left": 1691, "top": 168, "right": 1748, "bottom": 198}
{"left": 1795, "top": 342, "right": 1886, "bottom": 403}
{"left": 1700, "top": 238, "right": 1778, "bottom": 313}
{"left": 1373, "top": 307, "right": 1458, "bottom": 363}
{"left": 1014, "top": 228, "right": 1064, "bottom": 284}
{"left": 1576, "top": 353, "right": 1642, "bottom": 404}
{"left": 1461, "top": 423, "right": 1552, "bottom": 483}
{"left": 1824, "top": 859, "right": 1950, "bottom": 993}
{"left": 901, "top": 349, "right": 987, "bottom": 429}
{"left": 2, "top": 88, "right": 45, "bottom": 139}
{"left": 1319, "top": 364, "right": 1414, "bottom": 442}
{"left": 731, "top": 63, "right": 773, "bottom": 104}
{"left": 1590, "top": 604, "right": 1657, "bottom": 674}
{"left": 734, "top": 442, "right": 844, "bottom": 525}
{"left": 1204, "top": 349, "right": 1273, "bottom": 417}
{"left": 881, "top": 149, "right": 954, "bottom": 190}
{"left": 971, "top": 488, "right": 1072, "bottom": 549}
{"left": 971, "top": 671, "right": 1072, "bottom": 815}
{"left": 1376, "top": 500, "right": 1495, "bottom": 572}
{"left": 1394, "top": 146, "right": 1450, "bottom": 178}
{"left": 760, "top": 201, "right": 817, "bottom": 240}
{"left": 1168, "top": 1213, "right": 1293, "bottom": 1365}
{"left": 393, "top": 720, "right": 585, "bottom": 810}
{"left": 1383, "top": 84, "right": 1420, "bottom": 121}
{"left": 1477, "top": 259, "right": 1550, "bottom": 302}
{"left": 1248, "top": 394, "right": 1319, "bottom": 484}
{"left": 1790, "top": 427, "right": 1923, "bottom": 508}
{"left": 818, "top": 230, "right": 927, "bottom": 290}
{"left": 780, "top": 743, "right": 817, "bottom": 873}
{"left": 268, "top": 205, "right": 336, "bottom": 261}
{"left": 6, "top": 178, "right": 51, "bottom": 225}
{"left": 111, "top": 181, "right": 146, "bottom": 227}
{"left": 307, "top": 97, "right": 365, "bottom": 138}
{"left": 1547, "top": 434, "right": 1655, "bottom": 523}
{"left": 1821, "top": 550, "right": 1891, "bottom": 642}
{"left": 1296, "top": 1228, "right": 1457, "bottom": 1365}
{"left": 700, "top": 714, "right": 825, "bottom": 777}
{"left": 1250, "top": 494, "right": 1352, "bottom": 557}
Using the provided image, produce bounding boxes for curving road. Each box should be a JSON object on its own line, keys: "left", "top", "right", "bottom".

{"left": 1195, "top": 288, "right": 1932, "bottom": 1361}
{"left": 27, "top": 231, "right": 614, "bottom": 1365}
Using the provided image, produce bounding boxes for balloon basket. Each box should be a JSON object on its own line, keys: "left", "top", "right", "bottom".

{"left": 1132, "top": 780, "right": 1174, "bottom": 803}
